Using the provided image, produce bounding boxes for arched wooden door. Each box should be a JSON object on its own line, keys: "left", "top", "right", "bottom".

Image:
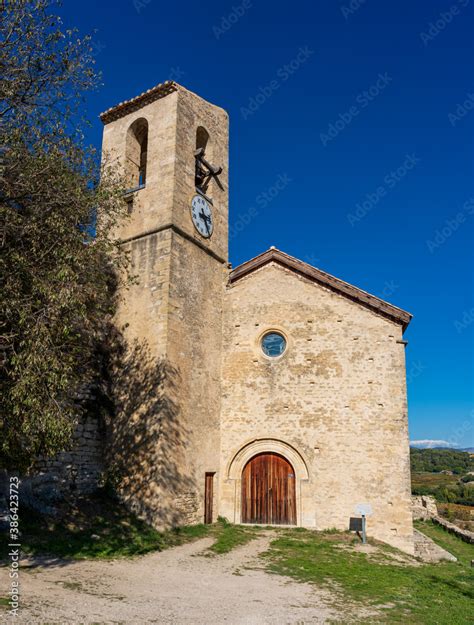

{"left": 241, "top": 452, "right": 296, "bottom": 525}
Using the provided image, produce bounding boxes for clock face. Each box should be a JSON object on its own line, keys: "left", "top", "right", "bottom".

{"left": 191, "top": 195, "right": 213, "bottom": 238}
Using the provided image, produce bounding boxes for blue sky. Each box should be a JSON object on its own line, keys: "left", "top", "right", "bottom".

{"left": 59, "top": 0, "right": 473, "bottom": 448}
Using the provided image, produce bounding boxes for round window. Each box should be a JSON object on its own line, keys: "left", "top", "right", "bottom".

{"left": 261, "top": 332, "right": 287, "bottom": 358}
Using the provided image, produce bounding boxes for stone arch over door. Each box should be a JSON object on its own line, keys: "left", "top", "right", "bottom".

{"left": 225, "top": 438, "right": 309, "bottom": 526}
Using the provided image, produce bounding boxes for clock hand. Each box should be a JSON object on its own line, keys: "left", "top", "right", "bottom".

{"left": 199, "top": 210, "right": 210, "bottom": 234}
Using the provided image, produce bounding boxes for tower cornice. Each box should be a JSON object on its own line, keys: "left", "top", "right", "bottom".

{"left": 100, "top": 81, "right": 179, "bottom": 124}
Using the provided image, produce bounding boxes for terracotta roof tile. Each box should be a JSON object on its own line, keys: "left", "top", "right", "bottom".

{"left": 100, "top": 81, "right": 179, "bottom": 124}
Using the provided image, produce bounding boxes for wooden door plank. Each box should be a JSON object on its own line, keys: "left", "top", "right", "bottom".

{"left": 241, "top": 452, "right": 296, "bottom": 525}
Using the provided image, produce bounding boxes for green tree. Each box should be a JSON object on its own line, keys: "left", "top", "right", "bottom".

{"left": 410, "top": 447, "right": 474, "bottom": 474}
{"left": 0, "top": 0, "right": 130, "bottom": 471}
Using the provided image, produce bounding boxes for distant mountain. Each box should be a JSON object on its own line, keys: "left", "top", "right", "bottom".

{"left": 426, "top": 446, "right": 460, "bottom": 451}
{"left": 410, "top": 443, "right": 473, "bottom": 452}
{"left": 410, "top": 440, "right": 457, "bottom": 449}
{"left": 428, "top": 447, "right": 473, "bottom": 452}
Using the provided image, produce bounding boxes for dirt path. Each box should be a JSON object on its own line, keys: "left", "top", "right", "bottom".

{"left": 1, "top": 532, "right": 355, "bottom": 624}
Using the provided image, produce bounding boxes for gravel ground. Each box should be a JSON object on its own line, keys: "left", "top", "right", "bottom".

{"left": 0, "top": 531, "right": 369, "bottom": 624}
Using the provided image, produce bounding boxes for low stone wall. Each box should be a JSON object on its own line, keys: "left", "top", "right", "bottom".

{"left": 412, "top": 495, "right": 438, "bottom": 520}
{"left": 0, "top": 414, "right": 105, "bottom": 518}
{"left": 33, "top": 413, "right": 105, "bottom": 498}
{"left": 432, "top": 515, "right": 474, "bottom": 545}
{"left": 37, "top": 414, "right": 103, "bottom": 492}
{"left": 413, "top": 528, "right": 457, "bottom": 562}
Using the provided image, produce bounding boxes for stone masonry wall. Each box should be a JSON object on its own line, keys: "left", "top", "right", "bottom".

{"left": 33, "top": 413, "right": 104, "bottom": 500}
{"left": 102, "top": 85, "right": 228, "bottom": 527}
{"left": 432, "top": 516, "right": 474, "bottom": 544}
{"left": 219, "top": 262, "right": 414, "bottom": 554}
{"left": 162, "top": 88, "right": 229, "bottom": 523}
{"left": 0, "top": 413, "right": 104, "bottom": 521}
{"left": 412, "top": 495, "right": 438, "bottom": 520}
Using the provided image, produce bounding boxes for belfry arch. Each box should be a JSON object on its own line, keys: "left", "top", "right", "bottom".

{"left": 125, "top": 117, "right": 148, "bottom": 189}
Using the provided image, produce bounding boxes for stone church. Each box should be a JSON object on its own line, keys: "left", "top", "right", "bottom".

{"left": 100, "top": 81, "right": 414, "bottom": 554}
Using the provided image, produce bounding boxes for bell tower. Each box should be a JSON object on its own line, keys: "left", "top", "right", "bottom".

{"left": 100, "top": 82, "right": 229, "bottom": 527}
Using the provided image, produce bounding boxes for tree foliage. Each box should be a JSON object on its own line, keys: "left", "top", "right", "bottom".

{"left": 410, "top": 448, "right": 474, "bottom": 475}
{"left": 1, "top": 1, "right": 130, "bottom": 471}
{"left": 411, "top": 448, "right": 474, "bottom": 505}
{"left": 411, "top": 481, "right": 474, "bottom": 506}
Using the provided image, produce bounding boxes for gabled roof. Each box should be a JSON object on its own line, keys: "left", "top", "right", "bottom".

{"left": 100, "top": 81, "right": 179, "bottom": 124}
{"left": 229, "top": 248, "right": 412, "bottom": 331}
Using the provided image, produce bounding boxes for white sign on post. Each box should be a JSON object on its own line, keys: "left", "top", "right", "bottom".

{"left": 355, "top": 503, "right": 373, "bottom": 517}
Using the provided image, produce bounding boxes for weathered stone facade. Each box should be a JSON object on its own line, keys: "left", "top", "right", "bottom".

{"left": 101, "top": 84, "right": 228, "bottom": 528}
{"left": 219, "top": 259, "right": 413, "bottom": 553}
{"left": 99, "top": 81, "right": 415, "bottom": 553}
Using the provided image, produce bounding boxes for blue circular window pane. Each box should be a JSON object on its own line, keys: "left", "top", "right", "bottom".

{"left": 261, "top": 332, "right": 286, "bottom": 357}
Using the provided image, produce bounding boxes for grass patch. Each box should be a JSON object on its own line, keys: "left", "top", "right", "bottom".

{"left": 263, "top": 527, "right": 474, "bottom": 624}
{"left": 207, "top": 517, "right": 260, "bottom": 554}
{"left": 414, "top": 519, "right": 474, "bottom": 566}
{"left": 0, "top": 491, "right": 211, "bottom": 561}
{"left": 0, "top": 597, "right": 10, "bottom": 607}
{"left": 0, "top": 495, "right": 261, "bottom": 561}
